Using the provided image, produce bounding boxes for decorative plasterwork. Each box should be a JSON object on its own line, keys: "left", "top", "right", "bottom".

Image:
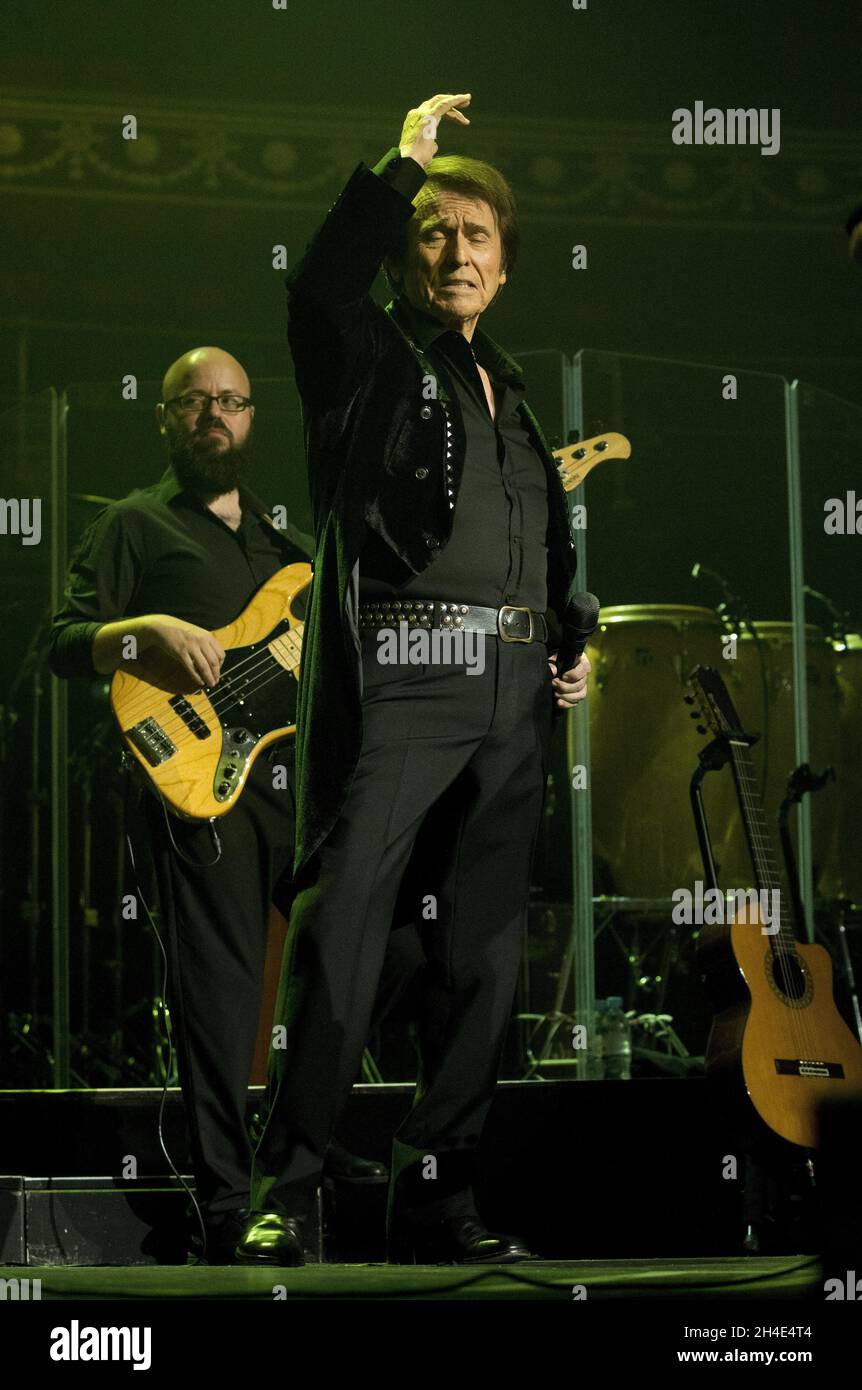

{"left": 1, "top": 89, "right": 859, "bottom": 226}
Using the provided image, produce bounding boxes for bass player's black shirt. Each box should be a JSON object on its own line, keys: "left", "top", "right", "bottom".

{"left": 48, "top": 465, "right": 313, "bottom": 678}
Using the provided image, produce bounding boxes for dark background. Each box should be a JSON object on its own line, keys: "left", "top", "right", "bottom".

{"left": 1, "top": 0, "right": 860, "bottom": 1083}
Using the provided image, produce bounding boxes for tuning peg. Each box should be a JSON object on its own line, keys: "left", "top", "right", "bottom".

{"left": 683, "top": 694, "right": 695, "bottom": 705}
{"left": 696, "top": 724, "right": 707, "bottom": 735}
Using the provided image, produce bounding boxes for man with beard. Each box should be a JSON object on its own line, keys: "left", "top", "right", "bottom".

{"left": 48, "top": 345, "right": 413, "bottom": 1262}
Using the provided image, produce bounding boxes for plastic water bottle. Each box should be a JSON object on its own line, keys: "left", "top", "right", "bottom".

{"left": 598, "top": 996, "right": 632, "bottom": 1080}
{"left": 590, "top": 998, "right": 608, "bottom": 1079}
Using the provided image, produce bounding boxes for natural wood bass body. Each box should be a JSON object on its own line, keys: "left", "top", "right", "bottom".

{"left": 110, "top": 563, "right": 310, "bottom": 821}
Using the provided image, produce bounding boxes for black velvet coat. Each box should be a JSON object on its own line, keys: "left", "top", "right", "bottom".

{"left": 286, "top": 154, "right": 579, "bottom": 878}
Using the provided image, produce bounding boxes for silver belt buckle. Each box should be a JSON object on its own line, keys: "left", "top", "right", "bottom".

{"left": 497, "top": 605, "right": 534, "bottom": 643}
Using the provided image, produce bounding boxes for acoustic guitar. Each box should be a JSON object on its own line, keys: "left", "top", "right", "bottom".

{"left": 111, "top": 432, "right": 630, "bottom": 820}
{"left": 686, "top": 663, "right": 862, "bottom": 1149}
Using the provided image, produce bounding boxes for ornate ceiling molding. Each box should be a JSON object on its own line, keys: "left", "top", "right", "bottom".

{"left": 1, "top": 88, "right": 859, "bottom": 226}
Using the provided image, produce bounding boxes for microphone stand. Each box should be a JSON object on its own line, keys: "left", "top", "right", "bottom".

{"left": 4, "top": 608, "right": 55, "bottom": 1042}
{"left": 803, "top": 584, "right": 855, "bottom": 651}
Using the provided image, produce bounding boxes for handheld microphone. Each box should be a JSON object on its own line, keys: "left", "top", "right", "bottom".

{"left": 554, "top": 589, "right": 600, "bottom": 676}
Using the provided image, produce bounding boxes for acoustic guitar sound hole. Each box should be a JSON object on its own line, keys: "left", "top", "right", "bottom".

{"left": 766, "top": 951, "right": 811, "bottom": 1006}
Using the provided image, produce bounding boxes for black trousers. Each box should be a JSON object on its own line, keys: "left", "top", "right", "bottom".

{"left": 145, "top": 743, "right": 423, "bottom": 1216}
{"left": 252, "top": 633, "right": 555, "bottom": 1223}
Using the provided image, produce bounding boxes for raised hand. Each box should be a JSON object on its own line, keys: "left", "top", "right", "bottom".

{"left": 399, "top": 93, "right": 472, "bottom": 168}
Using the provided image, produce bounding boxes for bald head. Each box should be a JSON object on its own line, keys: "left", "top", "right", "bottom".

{"left": 161, "top": 346, "right": 251, "bottom": 402}
{"left": 157, "top": 345, "right": 255, "bottom": 498}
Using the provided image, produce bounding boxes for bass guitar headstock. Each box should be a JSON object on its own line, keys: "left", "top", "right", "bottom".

{"left": 552, "top": 431, "right": 631, "bottom": 494}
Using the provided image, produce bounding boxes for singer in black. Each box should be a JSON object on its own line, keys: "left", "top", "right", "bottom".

{"left": 237, "top": 92, "right": 591, "bottom": 1268}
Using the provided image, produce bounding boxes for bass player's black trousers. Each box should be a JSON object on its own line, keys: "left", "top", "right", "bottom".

{"left": 251, "top": 634, "right": 555, "bottom": 1225}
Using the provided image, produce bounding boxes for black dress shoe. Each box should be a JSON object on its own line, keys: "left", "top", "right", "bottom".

{"left": 186, "top": 1207, "right": 250, "bottom": 1266}
{"left": 387, "top": 1214, "right": 533, "bottom": 1265}
{"left": 234, "top": 1212, "right": 306, "bottom": 1267}
{"left": 323, "top": 1142, "right": 389, "bottom": 1184}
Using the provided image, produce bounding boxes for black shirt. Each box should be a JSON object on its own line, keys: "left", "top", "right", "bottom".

{"left": 359, "top": 297, "right": 549, "bottom": 611}
{"left": 48, "top": 465, "right": 313, "bottom": 678}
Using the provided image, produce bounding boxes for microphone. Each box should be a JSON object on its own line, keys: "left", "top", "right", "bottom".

{"left": 691, "top": 560, "right": 750, "bottom": 628}
{"left": 804, "top": 584, "right": 854, "bottom": 645}
{"left": 554, "top": 589, "right": 600, "bottom": 677}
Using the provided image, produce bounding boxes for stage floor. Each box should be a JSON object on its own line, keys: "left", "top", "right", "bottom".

{"left": 2, "top": 1254, "right": 821, "bottom": 1301}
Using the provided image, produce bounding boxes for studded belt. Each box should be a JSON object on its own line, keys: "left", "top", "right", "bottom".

{"left": 357, "top": 598, "right": 548, "bottom": 644}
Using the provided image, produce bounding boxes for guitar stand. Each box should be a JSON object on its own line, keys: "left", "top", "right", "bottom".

{"left": 739, "top": 1136, "right": 817, "bottom": 1255}
{"left": 741, "top": 1150, "right": 766, "bottom": 1253}
{"left": 688, "top": 741, "right": 818, "bottom": 1255}
{"left": 689, "top": 736, "right": 736, "bottom": 891}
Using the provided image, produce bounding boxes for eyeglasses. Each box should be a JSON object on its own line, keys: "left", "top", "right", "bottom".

{"left": 164, "top": 392, "right": 252, "bottom": 414}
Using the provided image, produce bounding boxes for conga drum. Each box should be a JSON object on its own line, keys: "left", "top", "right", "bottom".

{"left": 717, "top": 623, "right": 842, "bottom": 889}
{"left": 587, "top": 605, "right": 737, "bottom": 897}
{"left": 820, "top": 634, "right": 862, "bottom": 903}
